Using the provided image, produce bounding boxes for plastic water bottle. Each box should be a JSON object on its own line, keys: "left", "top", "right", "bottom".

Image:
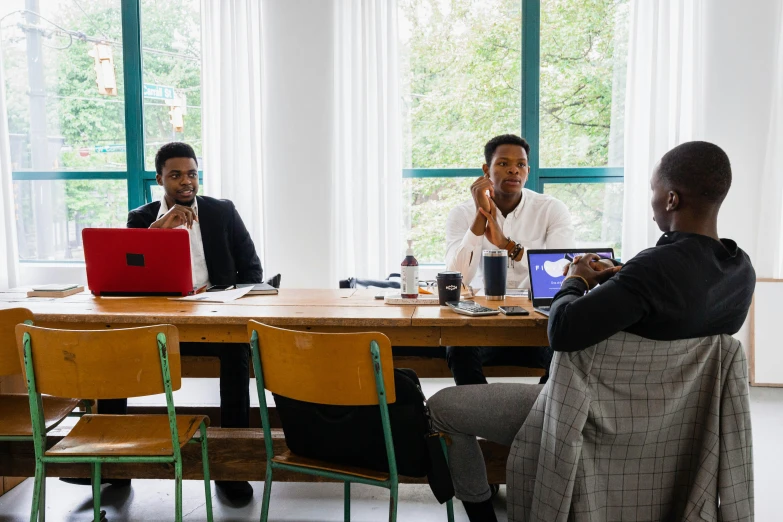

{"left": 401, "top": 240, "right": 419, "bottom": 299}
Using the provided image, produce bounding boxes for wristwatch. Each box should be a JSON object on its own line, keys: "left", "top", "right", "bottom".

{"left": 508, "top": 241, "right": 524, "bottom": 261}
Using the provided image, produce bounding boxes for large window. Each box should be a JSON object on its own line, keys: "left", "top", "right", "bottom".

{"left": 1, "top": 0, "right": 201, "bottom": 261}
{"left": 400, "top": 0, "right": 629, "bottom": 263}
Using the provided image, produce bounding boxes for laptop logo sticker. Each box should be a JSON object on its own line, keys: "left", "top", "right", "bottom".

{"left": 126, "top": 253, "right": 145, "bottom": 267}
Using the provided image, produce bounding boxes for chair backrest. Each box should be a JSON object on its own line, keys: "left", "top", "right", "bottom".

{"left": 0, "top": 308, "right": 34, "bottom": 377}
{"left": 15, "top": 324, "right": 181, "bottom": 399}
{"left": 247, "top": 321, "right": 396, "bottom": 406}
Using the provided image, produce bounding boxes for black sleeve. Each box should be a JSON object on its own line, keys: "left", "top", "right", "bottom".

{"left": 547, "top": 260, "right": 653, "bottom": 352}
{"left": 229, "top": 203, "right": 263, "bottom": 284}
{"left": 127, "top": 209, "right": 149, "bottom": 229}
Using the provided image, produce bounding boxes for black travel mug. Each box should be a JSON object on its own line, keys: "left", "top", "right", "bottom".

{"left": 436, "top": 271, "right": 463, "bottom": 306}
{"left": 483, "top": 249, "right": 507, "bottom": 301}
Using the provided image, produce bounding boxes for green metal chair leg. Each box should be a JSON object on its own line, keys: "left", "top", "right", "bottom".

{"left": 29, "top": 460, "right": 43, "bottom": 522}
{"left": 440, "top": 437, "right": 455, "bottom": 522}
{"left": 388, "top": 480, "right": 398, "bottom": 522}
{"left": 38, "top": 464, "right": 46, "bottom": 522}
{"left": 260, "top": 464, "right": 273, "bottom": 522}
{"left": 91, "top": 462, "right": 101, "bottom": 522}
{"left": 199, "top": 422, "right": 214, "bottom": 522}
{"left": 175, "top": 458, "right": 183, "bottom": 522}
{"left": 344, "top": 481, "right": 350, "bottom": 521}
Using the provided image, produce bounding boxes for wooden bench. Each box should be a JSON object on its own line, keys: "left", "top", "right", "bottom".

{"left": 0, "top": 426, "right": 510, "bottom": 484}
{"left": 182, "top": 355, "right": 545, "bottom": 379}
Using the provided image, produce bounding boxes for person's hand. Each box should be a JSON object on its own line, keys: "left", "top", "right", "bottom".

{"left": 471, "top": 176, "right": 494, "bottom": 213}
{"left": 563, "top": 254, "right": 621, "bottom": 289}
{"left": 478, "top": 200, "right": 508, "bottom": 248}
{"left": 149, "top": 205, "right": 198, "bottom": 229}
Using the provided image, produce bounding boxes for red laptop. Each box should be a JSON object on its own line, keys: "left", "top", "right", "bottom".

{"left": 82, "top": 228, "right": 196, "bottom": 297}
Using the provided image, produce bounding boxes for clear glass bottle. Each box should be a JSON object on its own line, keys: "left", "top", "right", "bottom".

{"left": 400, "top": 240, "right": 419, "bottom": 299}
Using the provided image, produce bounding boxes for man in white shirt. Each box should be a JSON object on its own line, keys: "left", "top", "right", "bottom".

{"left": 444, "top": 134, "right": 574, "bottom": 385}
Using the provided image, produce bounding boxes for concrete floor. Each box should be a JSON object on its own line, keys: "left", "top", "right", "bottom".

{"left": 1, "top": 382, "right": 781, "bottom": 521}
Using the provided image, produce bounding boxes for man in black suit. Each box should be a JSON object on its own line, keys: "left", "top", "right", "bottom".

{"left": 101, "top": 142, "right": 261, "bottom": 503}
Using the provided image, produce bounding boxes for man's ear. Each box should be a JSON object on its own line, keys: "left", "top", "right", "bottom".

{"left": 156, "top": 174, "right": 163, "bottom": 186}
{"left": 667, "top": 191, "right": 680, "bottom": 211}
{"left": 482, "top": 164, "right": 490, "bottom": 178}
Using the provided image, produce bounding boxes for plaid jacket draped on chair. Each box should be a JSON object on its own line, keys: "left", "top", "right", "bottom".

{"left": 507, "top": 332, "right": 753, "bottom": 522}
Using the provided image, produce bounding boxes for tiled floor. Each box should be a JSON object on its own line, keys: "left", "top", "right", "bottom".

{"left": 1, "top": 381, "right": 781, "bottom": 521}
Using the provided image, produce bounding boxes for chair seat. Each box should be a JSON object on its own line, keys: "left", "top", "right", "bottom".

{"left": 272, "top": 451, "right": 390, "bottom": 482}
{"left": 46, "top": 414, "right": 208, "bottom": 457}
{"left": 0, "top": 393, "right": 80, "bottom": 437}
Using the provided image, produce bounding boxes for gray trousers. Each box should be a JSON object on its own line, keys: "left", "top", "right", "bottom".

{"left": 429, "top": 383, "right": 543, "bottom": 502}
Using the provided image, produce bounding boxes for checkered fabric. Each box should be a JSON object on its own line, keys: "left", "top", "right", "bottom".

{"left": 507, "top": 332, "right": 753, "bottom": 522}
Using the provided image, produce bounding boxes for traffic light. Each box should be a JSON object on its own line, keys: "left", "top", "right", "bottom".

{"left": 89, "top": 43, "right": 117, "bottom": 96}
{"left": 166, "top": 92, "right": 187, "bottom": 132}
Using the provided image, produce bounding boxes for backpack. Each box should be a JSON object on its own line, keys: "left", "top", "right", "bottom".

{"left": 274, "top": 368, "right": 454, "bottom": 501}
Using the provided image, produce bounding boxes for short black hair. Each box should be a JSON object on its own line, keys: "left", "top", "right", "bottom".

{"left": 658, "top": 141, "right": 732, "bottom": 205}
{"left": 484, "top": 134, "right": 530, "bottom": 165}
{"left": 155, "top": 142, "right": 198, "bottom": 176}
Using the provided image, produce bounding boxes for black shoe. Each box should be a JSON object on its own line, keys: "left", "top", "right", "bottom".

{"left": 463, "top": 498, "right": 498, "bottom": 522}
{"left": 215, "top": 480, "right": 253, "bottom": 505}
{"left": 59, "top": 477, "right": 131, "bottom": 487}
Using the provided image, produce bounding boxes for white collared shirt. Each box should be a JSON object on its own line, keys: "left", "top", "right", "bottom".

{"left": 157, "top": 197, "right": 211, "bottom": 289}
{"left": 445, "top": 188, "right": 575, "bottom": 290}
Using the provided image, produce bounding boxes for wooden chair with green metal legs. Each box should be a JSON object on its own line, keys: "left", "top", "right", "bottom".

{"left": 248, "top": 320, "right": 455, "bottom": 522}
{"left": 0, "top": 308, "right": 91, "bottom": 521}
{"left": 15, "top": 323, "right": 214, "bottom": 522}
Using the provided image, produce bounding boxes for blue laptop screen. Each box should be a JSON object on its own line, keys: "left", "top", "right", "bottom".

{"left": 529, "top": 251, "right": 613, "bottom": 300}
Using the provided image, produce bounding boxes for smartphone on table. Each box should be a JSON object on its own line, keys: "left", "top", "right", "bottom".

{"left": 498, "top": 306, "right": 529, "bottom": 316}
{"left": 206, "top": 284, "right": 235, "bottom": 292}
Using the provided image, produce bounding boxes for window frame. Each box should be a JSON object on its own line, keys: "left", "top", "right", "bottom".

{"left": 402, "top": 0, "right": 624, "bottom": 191}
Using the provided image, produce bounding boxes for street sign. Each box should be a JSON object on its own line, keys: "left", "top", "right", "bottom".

{"left": 143, "top": 83, "right": 176, "bottom": 100}
{"left": 94, "top": 145, "right": 126, "bottom": 153}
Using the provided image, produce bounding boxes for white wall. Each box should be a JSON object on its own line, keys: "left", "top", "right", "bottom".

{"left": 700, "top": 1, "right": 782, "bottom": 348}
{"left": 261, "top": 0, "right": 336, "bottom": 288}
{"left": 704, "top": 0, "right": 782, "bottom": 264}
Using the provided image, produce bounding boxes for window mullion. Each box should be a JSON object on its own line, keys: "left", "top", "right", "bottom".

{"left": 521, "top": 0, "right": 541, "bottom": 192}
{"left": 120, "top": 0, "right": 145, "bottom": 211}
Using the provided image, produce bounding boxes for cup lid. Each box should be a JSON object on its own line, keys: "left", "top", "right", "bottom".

{"left": 437, "top": 271, "right": 462, "bottom": 278}
{"left": 483, "top": 249, "right": 507, "bottom": 257}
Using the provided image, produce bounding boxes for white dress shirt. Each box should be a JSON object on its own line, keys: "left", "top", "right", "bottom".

{"left": 445, "top": 188, "right": 574, "bottom": 290}
{"left": 157, "top": 197, "right": 211, "bottom": 289}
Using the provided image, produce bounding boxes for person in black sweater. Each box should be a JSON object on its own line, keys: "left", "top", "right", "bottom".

{"left": 427, "top": 141, "right": 755, "bottom": 522}
{"left": 70, "top": 143, "right": 261, "bottom": 504}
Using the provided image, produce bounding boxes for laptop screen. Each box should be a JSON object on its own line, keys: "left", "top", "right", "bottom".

{"left": 528, "top": 249, "right": 614, "bottom": 301}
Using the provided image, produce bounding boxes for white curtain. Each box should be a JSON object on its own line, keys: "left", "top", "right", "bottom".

{"left": 621, "top": 0, "right": 706, "bottom": 261}
{"left": 0, "top": 45, "right": 18, "bottom": 290}
{"left": 200, "top": 0, "right": 265, "bottom": 265}
{"left": 755, "top": 5, "right": 783, "bottom": 278}
{"left": 331, "top": 0, "right": 403, "bottom": 282}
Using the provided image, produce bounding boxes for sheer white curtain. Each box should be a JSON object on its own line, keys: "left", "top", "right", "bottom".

{"left": 200, "top": 0, "right": 265, "bottom": 264}
{"left": 621, "top": 0, "right": 706, "bottom": 261}
{"left": 0, "top": 46, "right": 18, "bottom": 290}
{"left": 755, "top": 6, "right": 783, "bottom": 278}
{"left": 331, "top": 0, "right": 402, "bottom": 282}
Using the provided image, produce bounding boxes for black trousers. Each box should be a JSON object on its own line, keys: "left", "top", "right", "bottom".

{"left": 98, "top": 342, "right": 251, "bottom": 428}
{"left": 445, "top": 345, "right": 553, "bottom": 385}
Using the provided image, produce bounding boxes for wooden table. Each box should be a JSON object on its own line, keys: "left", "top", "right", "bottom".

{"left": 0, "top": 288, "right": 548, "bottom": 486}
{"left": 0, "top": 288, "right": 549, "bottom": 347}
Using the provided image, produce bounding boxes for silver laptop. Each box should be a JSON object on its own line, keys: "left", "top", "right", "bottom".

{"left": 526, "top": 248, "right": 615, "bottom": 316}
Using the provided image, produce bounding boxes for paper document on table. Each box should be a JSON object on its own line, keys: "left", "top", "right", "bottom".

{"left": 169, "top": 285, "right": 253, "bottom": 303}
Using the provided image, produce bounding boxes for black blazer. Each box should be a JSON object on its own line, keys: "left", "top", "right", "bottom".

{"left": 127, "top": 196, "right": 263, "bottom": 286}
